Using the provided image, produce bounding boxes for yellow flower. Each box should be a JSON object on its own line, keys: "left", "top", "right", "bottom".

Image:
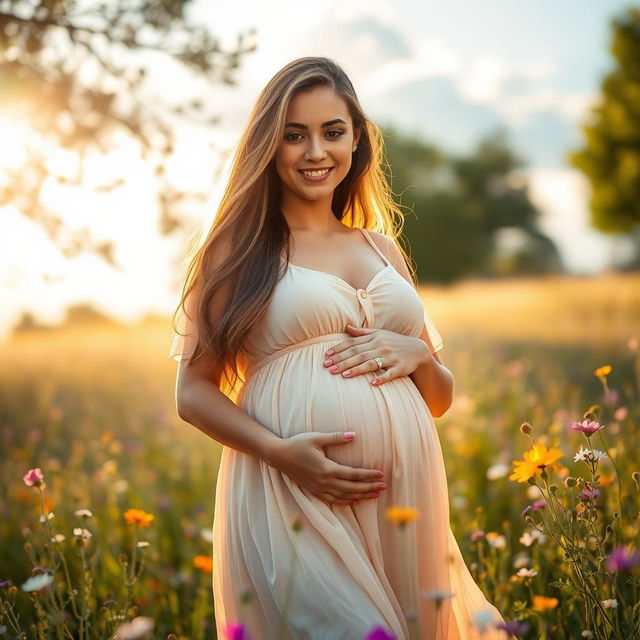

{"left": 533, "top": 595, "right": 558, "bottom": 611}
{"left": 509, "top": 444, "right": 564, "bottom": 483}
{"left": 594, "top": 365, "right": 612, "bottom": 378}
{"left": 385, "top": 506, "right": 419, "bottom": 527}
{"left": 123, "top": 508, "right": 155, "bottom": 527}
{"left": 193, "top": 555, "right": 213, "bottom": 573}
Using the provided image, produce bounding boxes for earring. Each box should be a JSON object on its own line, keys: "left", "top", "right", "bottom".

{"left": 352, "top": 145, "right": 358, "bottom": 152}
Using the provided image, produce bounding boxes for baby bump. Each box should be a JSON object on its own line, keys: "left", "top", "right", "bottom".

{"left": 240, "top": 341, "right": 433, "bottom": 473}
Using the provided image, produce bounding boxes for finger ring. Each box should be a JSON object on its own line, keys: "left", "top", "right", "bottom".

{"left": 374, "top": 357, "right": 383, "bottom": 370}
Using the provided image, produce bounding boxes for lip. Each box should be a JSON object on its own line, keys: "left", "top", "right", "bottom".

{"left": 298, "top": 167, "right": 334, "bottom": 182}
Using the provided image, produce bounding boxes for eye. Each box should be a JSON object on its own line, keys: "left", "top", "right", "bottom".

{"left": 284, "top": 129, "right": 346, "bottom": 142}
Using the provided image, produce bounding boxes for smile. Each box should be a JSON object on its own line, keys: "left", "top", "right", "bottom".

{"left": 298, "top": 167, "right": 334, "bottom": 182}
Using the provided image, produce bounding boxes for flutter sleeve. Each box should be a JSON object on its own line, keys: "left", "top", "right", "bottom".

{"left": 168, "top": 294, "right": 199, "bottom": 362}
{"left": 423, "top": 306, "right": 444, "bottom": 354}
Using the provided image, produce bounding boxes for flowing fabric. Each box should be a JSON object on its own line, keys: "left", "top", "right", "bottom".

{"left": 169, "top": 228, "right": 513, "bottom": 640}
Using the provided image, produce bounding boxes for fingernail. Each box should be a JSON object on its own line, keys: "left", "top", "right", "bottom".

{"left": 326, "top": 348, "right": 334, "bottom": 356}
{"left": 378, "top": 484, "right": 387, "bottom": 490}
{"left": 376, "top": 471, "right": 384, "bottom": 478}
{"left": 328, "top": 365, "right": 338, "bottom": 372}
{"left": 323, "top": 359, "right": 332, "bottom": 366}
{"left": 342, "top": 370, "right": 351, "bottom": 377}
{"left": 345, "top": 432, "right": 355, "bottom": 440}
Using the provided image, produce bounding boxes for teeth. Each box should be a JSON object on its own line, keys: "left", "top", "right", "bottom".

{"left": 301, "top": 168, "right": 331, "bottom": 177}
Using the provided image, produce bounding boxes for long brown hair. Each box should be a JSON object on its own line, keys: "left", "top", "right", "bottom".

{"left": 172, "top": 56, "right": 413, "bottom": 402}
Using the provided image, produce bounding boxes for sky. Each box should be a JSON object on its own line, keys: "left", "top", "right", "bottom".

{"left": 0, "top": 0, "right": 637, "bottom": 335}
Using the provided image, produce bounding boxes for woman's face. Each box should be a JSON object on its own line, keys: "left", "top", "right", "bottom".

{"left": 274, "top": 85, "right": 360, "bottom": 202}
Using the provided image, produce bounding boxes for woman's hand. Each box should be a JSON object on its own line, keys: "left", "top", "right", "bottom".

{"left": 266, "top": 431, "right": 388, "bottom": 506}
{"left": 323, "top": 325, "right": 430, "bottom": 386}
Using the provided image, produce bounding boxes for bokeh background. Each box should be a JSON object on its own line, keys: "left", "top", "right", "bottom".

{"left": 1, "top": 1, "right": 639, "bottom": 638}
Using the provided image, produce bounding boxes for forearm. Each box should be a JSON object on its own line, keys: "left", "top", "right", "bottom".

{"left": 409, "top": 348, "right": 454, "bottom": 418}
{"left": 177, "top": 377, "right": 282, "bottom": 463}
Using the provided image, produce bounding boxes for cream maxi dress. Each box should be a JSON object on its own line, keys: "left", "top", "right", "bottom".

{"left": 169, "top": 228, "right": 513, "bottom": 640}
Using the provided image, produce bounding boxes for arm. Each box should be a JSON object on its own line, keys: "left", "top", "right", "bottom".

{"left": 367, "top": 231, "right": 454, "bottom": 418}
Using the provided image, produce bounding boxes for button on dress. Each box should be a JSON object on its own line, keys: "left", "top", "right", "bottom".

{"left": 169, "top": 227, "right": 512, "bottom": 640}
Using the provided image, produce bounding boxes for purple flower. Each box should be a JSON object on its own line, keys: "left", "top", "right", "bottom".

{"left": 570, "top": 420, "right": 605, "bottom": 437}
{"left": 0, "top": 580, "right": 13, "bottom": 588}
{"left": 365, "top": 626, "right": 396, "bottom": 640}
{"left": 579, "top": 483, "right": 601, "bottom": 501}
{"left": 531, "top": 500, "right": 546, "bottom": 511}
{"left": 223, "top": 622, "right": 247, "bottom": 640}
{"left": 495, "top": 619, "right": 531, "bottom": 634}
{"left": 23, "top": 468, "right": 44, "bottom": 487}
{"left": 606, "top": 546, "right": 640, "bottom": 572}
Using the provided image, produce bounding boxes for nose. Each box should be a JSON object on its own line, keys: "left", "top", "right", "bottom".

{"left": 306, "top": 135, "right": 327, "bottom": 160}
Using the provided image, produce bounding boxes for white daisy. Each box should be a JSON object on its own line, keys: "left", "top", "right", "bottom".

{"left": 21, "top": 573, "right": 54, "bottom": 592}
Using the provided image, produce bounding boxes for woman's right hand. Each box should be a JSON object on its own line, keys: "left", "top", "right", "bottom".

{"left": 265, "top": 432, "right": 388, "bottom": 506}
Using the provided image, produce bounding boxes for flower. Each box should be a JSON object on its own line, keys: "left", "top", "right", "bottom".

{"left": 123, "top": 509, "right": 155, "bottom": 527}
{"left": 136, "top": 541, "right": 151, "bottom": 549}
{"left": 193, "top": 555, "right": 213, "bottom": 573}
{"left": 471, "top": 609, "right": 496, "bottom": 632}
{"left": 115, "top": 616, "right": 155, "bottom": 639}
{"left": 570, "top": 419, "right": 605, "bottom": 436}
{"left": 519, "top": 529, "right": 544, "bottom": 547}
{"left": 573, "top": 447, "right": 608, "bottom": 464}
{"left": 594, "top": 365, "right": 612, "bottom": 378}
{"left": 486, "top": 463, "right": 509, "bottom": 480}
{"left": 51, "top": 534, "right": 66, "bottom": 543}
{"left": 496, "top": 620, "right": 531, "bottom": 634}
{"left": 533, "top": 595, "right": 558, "bottom": 611}
{"left": 23, "top": 468, "right": 44, "bottom": 487}
{"left": 74, "top": 509, "right": 93, "bottom": 518}
{"left": 602, "top": 599, "right": 618, "bottom": 609}
{"left": 579, "top": 483, "right": 601, "bottom": 502}
{"left": 614, "top": 407, "right": 628, "bottom": 421}
{"left": 223, "top": 622, "right": 248, "bottom": 640}
{"left": 21, "top": 573, "right": 54, "bottom": 592}
{"left": 385, "top": 506, "right": 419, "bottom": 527}
{"left": 73, "top": 528, "right": 93, "bottom": 547}
{"left": 486, "top": 532, "right": 506, "bottom": 549}
{"left": 470, "top": 530, "right": 485, "bottom": 541}
{"left": 605, "top": 546, "right": 640, "bottom": 572}
{"left": 39, "top": 512, "right": 55, "bottom": 523}
{"left": 509, "top": 444, "right": 563, "bottom": 483}
{"left": 0, "top": 580, "right": 14, "bottom": 588}
{"left": 421, "top": 589, "right": 455, "bottom": 608}
{"left": 581, "top": 631, "right": 594, "bottom": 638}
{"left": 516, "top": 568, "right": 538, "bottom": 578}
{"left": 364, "top": 625, "right": 396, "bottom": 640}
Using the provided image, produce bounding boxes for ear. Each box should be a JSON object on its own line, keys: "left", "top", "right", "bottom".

{"left": 353, "top": 127, "right": 361, "bottom": 148}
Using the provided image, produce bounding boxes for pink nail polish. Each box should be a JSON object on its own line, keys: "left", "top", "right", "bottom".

{"left": 326, "top": 348, "right": 334, "bottom": 356}
{"left": 323, "top": 359, "right": 332, "bottom": 366}
{"left": 328, "top": 365, "right": 338, "bottom": 372}
{"left": 342, "top": 370, "right": 351, "bottom": 377}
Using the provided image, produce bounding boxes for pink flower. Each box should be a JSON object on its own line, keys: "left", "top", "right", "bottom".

{"left": 531, "top": 500, "right": 546, "bottom": 511}
{"left": 223, "top": 622, "right": 247, "bottom": 640}
{"left": 570, "top": 420, "right": 605, "bottom": 437}
{"left": 365, "top": 626, "right": 396, "bottom": 640}
{"left": 606, "top": 546, "right": 640, "bottom": 572}
{"left": 23, "top": 468, "right": 44, "bottom": 487}
{"left": 614, "top": 407, "right": 628, "bottom": 421}
{"left": 471, "top": 530, "right": 485, "bottom": 541}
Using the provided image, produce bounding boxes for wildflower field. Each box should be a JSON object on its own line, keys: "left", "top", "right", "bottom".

{"left": 1, "top": 272, "right": 639, "bottom": 640}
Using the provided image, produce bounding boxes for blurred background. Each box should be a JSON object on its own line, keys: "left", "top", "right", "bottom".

{"left": 1, "top": 2, "right": 639, "bottom": 638}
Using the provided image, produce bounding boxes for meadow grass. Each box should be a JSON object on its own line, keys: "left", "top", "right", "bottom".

{"left": 1, "top": 272, "right": 638, "bottom": 639}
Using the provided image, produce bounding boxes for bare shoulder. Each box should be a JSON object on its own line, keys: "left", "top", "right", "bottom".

{"left": 365, "top": 229, "right": 413, "bottom": 285}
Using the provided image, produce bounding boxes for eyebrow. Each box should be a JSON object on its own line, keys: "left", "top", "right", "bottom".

{"left": 284, "top": 118, "right": 347, "bottom": 129}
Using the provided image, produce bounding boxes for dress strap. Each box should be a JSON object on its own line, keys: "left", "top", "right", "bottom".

{"left": 358, "top": 227, "right": 390, "bottom": 267}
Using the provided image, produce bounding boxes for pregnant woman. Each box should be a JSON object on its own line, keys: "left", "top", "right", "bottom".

{"left": 170, "top": 57, "right": 513, "bottom": 640}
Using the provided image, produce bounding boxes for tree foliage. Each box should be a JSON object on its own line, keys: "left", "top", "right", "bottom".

{"left": 0, "top": 0, "right": 256, "bottom": 265}
{"left": 569, "top": 6, "right": 640, "bottom": 236}
{"left": 384, "top": 125, "right": 562, "bottom": 283}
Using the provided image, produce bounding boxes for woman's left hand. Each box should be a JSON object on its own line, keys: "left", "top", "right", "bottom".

{"left": 323, "top": 325, "right": 430, "bottom": 386}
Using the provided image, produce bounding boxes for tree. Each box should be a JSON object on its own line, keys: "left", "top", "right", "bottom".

{"left": 568, "top": 6, "right": 640, "bottom": 266}
{"left": 384, "top": 125, "right": 562, "bottom": 283}
{"left": 0, "top": 0, "right": 257, "bottom": 266}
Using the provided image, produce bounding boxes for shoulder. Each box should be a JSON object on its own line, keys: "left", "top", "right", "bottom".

{"left": 364, "top": 229, "right": 414, "bottom": 284}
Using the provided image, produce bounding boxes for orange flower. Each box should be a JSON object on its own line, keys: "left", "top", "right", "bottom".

{"left": 193, "top": 555, "right": 213, "bottom": 573}
{"left": 124, "top": 508, "right": 155, "bottom": 527}
{"left": 533, "top": 595, "right": 558, "bottom": 611}
{"left": 385, "top": 506, "right": 419, "bottom": 527}
{"left": 509, "top": 444, "right": 564, "bottom": 483}
{"left": 593, "top": 365, "right": 612, "bottom": 378}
